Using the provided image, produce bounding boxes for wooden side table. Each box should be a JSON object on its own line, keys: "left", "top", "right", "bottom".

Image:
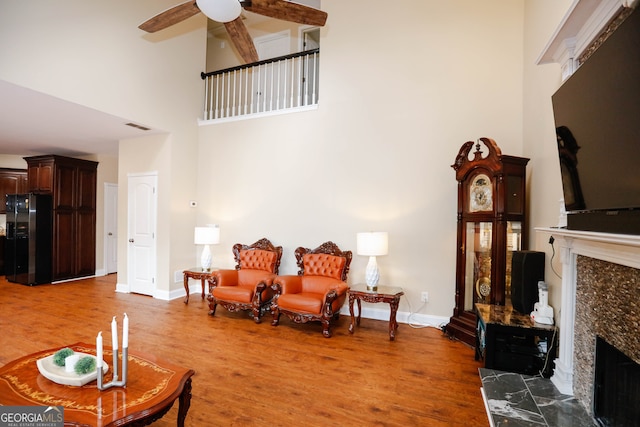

{"left": 0, "top": 342, "right": 195, "bottom": 427}
{"left": 348, "top": 284, "right": 404, "bottom": 341}
{"left": 183, "top": 268, "right": 216, "bottom": 304}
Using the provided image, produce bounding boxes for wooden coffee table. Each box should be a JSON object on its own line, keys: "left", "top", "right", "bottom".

{"left": 0, "top": 342, "right": 195, "bottom": 426}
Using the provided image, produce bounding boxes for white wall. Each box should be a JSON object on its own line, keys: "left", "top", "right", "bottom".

{"left": 522, "top": 0, "right": 575, "bottom": 311}
{"left": 197, "top": 0, "right": 528, "bottom": 318}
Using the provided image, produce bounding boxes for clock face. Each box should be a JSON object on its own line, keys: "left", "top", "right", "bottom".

{"left": 469, "top": 174, "right": 493, "bottom": 212}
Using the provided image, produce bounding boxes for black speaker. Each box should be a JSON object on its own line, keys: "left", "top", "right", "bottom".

{"left": 511, "top": 251, "right": 545, "bottom": 314}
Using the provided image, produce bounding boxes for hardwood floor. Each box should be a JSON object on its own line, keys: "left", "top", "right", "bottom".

{"left": 0, "top": 275, "right": 488, "bottom": 426}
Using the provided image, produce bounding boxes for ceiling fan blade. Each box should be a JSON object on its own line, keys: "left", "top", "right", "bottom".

{"left": 244, "top": 0, "right": 327, "bottom": 27}
{"left": 139, "top": 0, "right": 202, "bottom": 33}
{"left": 224, "top": 18, "right": 259, "bottom": 63}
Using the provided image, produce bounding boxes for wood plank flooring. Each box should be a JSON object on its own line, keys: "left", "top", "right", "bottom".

{"left": 0, "top": 275, "right": 488, "bottom": 426}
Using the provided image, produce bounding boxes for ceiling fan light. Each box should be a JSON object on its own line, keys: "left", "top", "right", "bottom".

{"left": 196, "top": 0, "right": 242, "bottom": 23}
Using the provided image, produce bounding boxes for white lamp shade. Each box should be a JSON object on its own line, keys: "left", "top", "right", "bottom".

{"left": 196, "top": 0, "right": 242, "bottom": 23}
{"left": 194, "top": 226, "right": 220, "bottom": 245}
{"left": 356, "top": 232, "right": 389, "bottom": 256}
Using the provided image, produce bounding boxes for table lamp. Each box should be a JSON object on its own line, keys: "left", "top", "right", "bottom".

{"left": 357, "top": 231, "right": 388, "bottom": 291}
{"left": 194, "top": 225, "right": 220, "bottom": 271}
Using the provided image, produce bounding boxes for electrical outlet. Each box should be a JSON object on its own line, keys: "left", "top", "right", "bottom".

{"left": 421, "top": 291, "right": 429, "bottom": 303}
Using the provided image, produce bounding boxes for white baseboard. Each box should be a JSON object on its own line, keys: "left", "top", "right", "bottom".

{"left": 115, "top": 282, "right": 130, "bottom": 293}
{"left": 119, "top": 282, "right": 450, "bottom": 328}
{"left": 338, "top": 304, "right": 448, "bottom": 328}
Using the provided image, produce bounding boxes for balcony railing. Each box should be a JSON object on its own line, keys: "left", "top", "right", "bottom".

{"left": 200, "top": 48, "right": 319, "bottom": 122}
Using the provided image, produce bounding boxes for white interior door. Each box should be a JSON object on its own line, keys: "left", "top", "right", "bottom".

{"left": 301, "top": 27, "right": 320, "bottom": 105}
{"left": 253, "top": 31, "right": 290, "bottom": 111}
{"left": 127, "top": 173, "right": 157, "bottom": 296}
{"left": 104, "top": 182, "right": 118, "bottom": 274}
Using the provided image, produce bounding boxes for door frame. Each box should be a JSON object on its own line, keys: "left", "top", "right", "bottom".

{"left": 299, "top": 26, "right": 320, "bottom": 106}
{"left": 103, "top": 182, "right": 118, "bottom": 275}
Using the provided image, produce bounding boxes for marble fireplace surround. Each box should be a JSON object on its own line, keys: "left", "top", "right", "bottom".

{"left": 536, "top": 228, "right": 640, "bottom": 414}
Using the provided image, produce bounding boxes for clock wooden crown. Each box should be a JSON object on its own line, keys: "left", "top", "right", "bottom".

{"left": 452, "top": 137, "right": 503, "bottom": 180}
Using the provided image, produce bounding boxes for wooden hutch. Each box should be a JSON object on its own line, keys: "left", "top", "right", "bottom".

{"left": 24, "top": 155, "right": 98, "bottom": 281}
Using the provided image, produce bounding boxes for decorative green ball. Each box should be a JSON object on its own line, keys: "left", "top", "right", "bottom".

{"left": 74, "top": 356, "right": 97, "bottom": 375}
{"left": 53, "top": 348, "right": 74, "bottom": 366}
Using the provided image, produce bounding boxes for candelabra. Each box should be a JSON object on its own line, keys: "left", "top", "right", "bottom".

{"left": 96, "top": 314, "right": 129, "bottom": 390}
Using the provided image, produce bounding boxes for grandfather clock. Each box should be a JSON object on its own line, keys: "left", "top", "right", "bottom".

{"left": 445, "top": 138, "right": 529, "bottom": 346}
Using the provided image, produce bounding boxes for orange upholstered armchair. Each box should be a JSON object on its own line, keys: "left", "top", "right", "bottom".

{"left": 271, "top": 241, "right": 352, "bottom": 338}
{"left": 208, "top": 238, "right": 283, "bottom": 323}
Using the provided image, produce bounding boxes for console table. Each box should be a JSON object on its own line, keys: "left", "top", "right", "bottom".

{"left": 0, "top": 342, "right": 195, "bottom": 426}
{"left": 476, "top": 303, "right": 558, "bottom": 378}
{"left": 348, "top": 284, "right": 404, "bottom": 341}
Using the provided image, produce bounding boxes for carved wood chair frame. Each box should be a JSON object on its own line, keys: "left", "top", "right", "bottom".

{"left": 271, "top": 241, "right": 352, "bottom": 337}
{"left": 208, "top": 238, "right": 283, "bottom": 323}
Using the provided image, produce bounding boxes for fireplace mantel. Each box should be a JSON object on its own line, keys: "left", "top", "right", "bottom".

{"left": 538, "top": 227, "right": 640, "bottom": 269}
{"left": 535, "top": 227, "right": 640, "bottom": 395}
{"left": 537, "top": 0, "right": 637, "bottom": 80}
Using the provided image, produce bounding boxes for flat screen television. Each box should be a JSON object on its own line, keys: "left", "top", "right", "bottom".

{"left": 551, "top": 6, "right": 640, "bottom": 235}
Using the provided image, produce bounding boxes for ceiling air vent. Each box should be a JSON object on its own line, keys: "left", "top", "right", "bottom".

{"left": 125, "top": 122, "right": 151, "bottom": 131}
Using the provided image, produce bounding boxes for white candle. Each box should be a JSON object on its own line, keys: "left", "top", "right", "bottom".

{"left": 65, "top": 354, "right": 80, "bottom": 373}
{"left": 96, "top": 331, "right": 103, "bottom": 368}
{"left": 123, "top": 313, "right": 129, "bottom": 348}
{"left": 111, "top": 316, "right": 118, "bottom": 350}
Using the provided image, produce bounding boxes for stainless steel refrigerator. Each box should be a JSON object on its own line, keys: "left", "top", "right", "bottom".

{"left": 5, "top": 193, "right": 52, "bottom": 285}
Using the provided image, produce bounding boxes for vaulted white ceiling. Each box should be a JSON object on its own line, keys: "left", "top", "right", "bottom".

{"left": 0, "top": 0, "right": 323, "bottom": 159}
{"left": 0, "top": 80, "right": 161, "bottom": 158}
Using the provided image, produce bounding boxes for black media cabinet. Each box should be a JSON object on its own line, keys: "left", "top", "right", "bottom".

{"left": 475, "top": 303, "right": 558, "bottom": 378}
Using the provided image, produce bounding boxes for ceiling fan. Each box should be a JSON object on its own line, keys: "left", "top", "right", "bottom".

{"left": 139, "top": 0, "right": 327, "bottom": 64}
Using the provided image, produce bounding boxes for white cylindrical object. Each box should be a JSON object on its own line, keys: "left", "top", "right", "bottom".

{"left": 357, "top": 232, "right": 389, "bottom": 256}
{"left": 111, "top": 316, "right": 118, "bottom": 350}
{"left": 96, "top": 332, "right": 103, "bottom": 369}
{"left": 123, "top": 313, "right": 129, "bottom": 348}
{"left": 194, "top": 226, "right": 220, "bottom": 245}
{"left": 65, "top": 354, "right": 80, "bottom": 373}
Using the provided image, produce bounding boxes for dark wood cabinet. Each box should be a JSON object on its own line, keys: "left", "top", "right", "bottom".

{"left": 0, "top": 168, "right": 28, "bottom": 214}
{"left": 475, "top": 303, "right": 557, "bottom": 378}
{"left": 445, "top": 138, "right": 529, "bottom": 347}
{"left": 27, "top": 158, "right": 54, "bottom": 193}
{"left": 24, "top": 155, "right": 98, "bottom": 281}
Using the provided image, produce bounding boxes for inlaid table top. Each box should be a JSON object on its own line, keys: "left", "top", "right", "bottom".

{"left": 0, "top": 342, "right": 195, "bottom": 427}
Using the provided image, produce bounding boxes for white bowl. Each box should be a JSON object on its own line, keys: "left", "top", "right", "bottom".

{"left": 36, "top": 352, "right": 108, "bottom": 386}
